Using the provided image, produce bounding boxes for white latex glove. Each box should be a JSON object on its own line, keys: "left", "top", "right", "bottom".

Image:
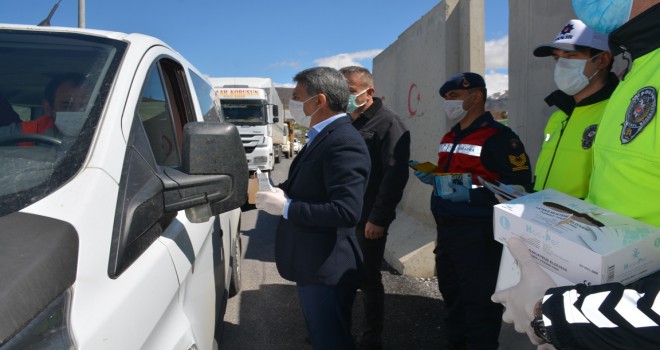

{"left": 491, "top": 237, "right": 556, "bottom": 345}
{"left": 255, "top": 187, "right": 287, "bottom": 216}
{"left": 537, "top": 343, "right": 557, "bottom": 350}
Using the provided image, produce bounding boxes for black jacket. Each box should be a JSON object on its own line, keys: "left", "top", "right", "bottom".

{"left": 352, "top": 98, "right": 410, "bottom": 227}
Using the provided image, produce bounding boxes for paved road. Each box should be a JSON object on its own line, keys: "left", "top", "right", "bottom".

{"left": 220, "top": 157, "right": 535, "bottom": 350}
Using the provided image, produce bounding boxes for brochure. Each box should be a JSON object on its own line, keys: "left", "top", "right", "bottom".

{"left": 408, "top": 161, "right": 439, "bottom": 174}
{"left": 478, "top": 176, "right": 526, "bottom": 201}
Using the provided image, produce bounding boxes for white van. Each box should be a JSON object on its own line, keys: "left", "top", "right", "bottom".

{"left": 0, "top": 24, "right": 247, "bottom": 349}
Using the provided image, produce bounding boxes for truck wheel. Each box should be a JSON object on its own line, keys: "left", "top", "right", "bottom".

{"left": 228, "top": 233, "right": 242, "bottom": 297}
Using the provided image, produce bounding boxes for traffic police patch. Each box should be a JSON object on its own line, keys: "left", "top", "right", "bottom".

{"left": 621, "top": 87, "right": 657, "bottom": 144}
{"left": 582, "top": 124, "right": 598, "bottom": 149}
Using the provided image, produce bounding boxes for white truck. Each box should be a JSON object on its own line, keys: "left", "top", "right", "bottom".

{"left": 0, "top": 24, "right": 247, "bottom": 349}
{"left": 210, "top": 77, "right": 285, "bottom": 172}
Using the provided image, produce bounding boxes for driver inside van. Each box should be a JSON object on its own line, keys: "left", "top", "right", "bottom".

{"left": 0, "top": 72, "right": 91, "bottom": 143}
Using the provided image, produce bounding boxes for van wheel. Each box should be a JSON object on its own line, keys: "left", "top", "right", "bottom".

{"left": 213, "top": 232, "right": 228, "bottom": 343}
{"left": 228, "top": 234, "right": 242, "bottom": 297}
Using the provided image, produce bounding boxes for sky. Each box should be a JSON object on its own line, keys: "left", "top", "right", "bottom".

{"left": 0, "top": 0, "right": 510, "bottom": 95}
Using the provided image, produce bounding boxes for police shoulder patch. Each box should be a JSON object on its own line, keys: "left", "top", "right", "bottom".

{"left": 621, "top": 87, "right": 657, "bottom": 144}
{"left": 582, "top": 124, "right": 598, "bottom": 149}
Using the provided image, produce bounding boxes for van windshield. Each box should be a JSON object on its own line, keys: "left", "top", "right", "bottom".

{"left": 0, "top": 29, "right": 125, "bottom": 216}
{"left": 221, "top": 100, "right": 266, "bottom": 125}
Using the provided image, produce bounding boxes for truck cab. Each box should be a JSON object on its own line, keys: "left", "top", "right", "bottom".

{"left": 0, "top": 24, "right": 246, "bottom": 349}
{"left": 210, "top": 78, "right": 285, "bottom": 173}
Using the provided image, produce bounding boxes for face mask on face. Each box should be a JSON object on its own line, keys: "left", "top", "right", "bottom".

{"left": 443, "top": 99, "right": 468, "bottom": 123}
{"left": 346, "top": 88, "right": 369, "bottom": 114}
{"left": 572, "top": 0, "right": 633, "bottom": 34}
{"left": 289, "top": 95, "right": 319, "bottom": 128}
{"left": 55, "top": 111, "right": 86, "bottom": 137}
{"left": 553, "top": 56, "right": 600, "bottom": 95}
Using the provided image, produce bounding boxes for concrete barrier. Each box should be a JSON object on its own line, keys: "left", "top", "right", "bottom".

{"left": 374, "top": 0, "right": 485, "bottom": 277}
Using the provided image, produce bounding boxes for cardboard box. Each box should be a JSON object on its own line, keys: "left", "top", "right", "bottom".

{"left": 247, "top": 175, "right": 257, "bottom": 204}
{"left": 494, "top": 189, "right": 660, "bottom": 286}
{"left": 433, "top": 173, "right": 472, "bottom": 196}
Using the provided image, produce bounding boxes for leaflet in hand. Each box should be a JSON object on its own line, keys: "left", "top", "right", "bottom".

{"left": 408, "top": 161, "right": 439, "bottom": 174}
{"left": 478, "top": 176, "right": 526, "bottom": 201}
{"left": 256, "top": 169, "right": 276, "bottom": 192}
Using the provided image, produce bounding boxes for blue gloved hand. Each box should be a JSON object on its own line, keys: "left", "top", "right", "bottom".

{"left": 413, "top": 170, "right": 434, "bottom": 185}
{"left": 441, "top": 182, "right": 470, "bottom": 202}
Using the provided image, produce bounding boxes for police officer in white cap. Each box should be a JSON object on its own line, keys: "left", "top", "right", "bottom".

{"left": 532, "top": 19, "right": 617, "bottom": 199}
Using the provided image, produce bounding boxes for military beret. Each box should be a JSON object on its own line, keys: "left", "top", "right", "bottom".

{"left": 439, "top": 72, "right": 486, "bottom": 98}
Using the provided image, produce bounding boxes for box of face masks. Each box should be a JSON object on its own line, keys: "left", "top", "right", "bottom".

{"left": 493, "top": 189, "right": 660, "bottom": 286}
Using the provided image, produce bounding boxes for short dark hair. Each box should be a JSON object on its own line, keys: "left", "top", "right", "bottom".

{"left": 339, "top": 66, "right": 373, "bottom": 87}
{"left": 589, "top": 48, "right": 614, "bottom": 71}
{"left": 294, "top": 67, "right": 349, "bottom": 113}
{"left": 44, "top": 73, "right": 86, "bottom": 106}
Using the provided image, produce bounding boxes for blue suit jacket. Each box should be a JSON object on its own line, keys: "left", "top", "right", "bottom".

{"left": 276, "top": 115, "right": 370, "bottom": 285}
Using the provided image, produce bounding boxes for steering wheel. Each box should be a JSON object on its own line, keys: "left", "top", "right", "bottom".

{"left": 0, "top": 134, "right": 63, "bottom": 146}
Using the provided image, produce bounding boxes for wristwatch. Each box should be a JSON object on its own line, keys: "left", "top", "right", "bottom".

{"left": 531, "top": 299, "right": 552, "bottom": 344}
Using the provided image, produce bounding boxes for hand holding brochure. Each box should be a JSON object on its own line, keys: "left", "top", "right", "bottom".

{"left": 478, "top": 176, "right": 526, "bottom": 201}
{"left": 256, "top": 169, "right": 276, "bottom": 192}
{"left": 407, "top": 161, "right": 439, "bottom": 174}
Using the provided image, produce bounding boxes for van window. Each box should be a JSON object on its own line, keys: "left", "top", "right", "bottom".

{"left": 138, "top": 58, "right": 201, "bottom": 167}
{"left": 138, "top": 64, "right": 181, "bottom": 167}
{"left": 0, "top": 30, "right": 125, "bottom": 216}
{"left": 190, "top": 70, "right": 222, "bottom": 122}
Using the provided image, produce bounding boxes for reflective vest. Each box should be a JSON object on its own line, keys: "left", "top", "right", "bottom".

{"left": 586, "top": 48, "right": 660, "bottom": 227}
{"left": 438, "top": 126, "right": 501, "bottom": 185}
{"left": 21, "top": 114, "right": 53, "bottom": 134}
{"left": 534, "top": 101, "right": 606, "bottom": 198}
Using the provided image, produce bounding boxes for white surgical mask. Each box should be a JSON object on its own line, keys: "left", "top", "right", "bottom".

{"left": 443, "top": 100, "right": 468, "bottom": 123}
{"left": 346, "top": 88, "right": 369, "bottom": 114}
{"left": 553, "top": 56, "right": 600, "bottom": 96}
{"left": 55, "top": 111, "right": 86, "bottom": 137}
{"left": 289, "top": 95, "right": 319, "bottom": 128}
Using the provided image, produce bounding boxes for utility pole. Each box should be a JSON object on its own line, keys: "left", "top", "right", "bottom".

{"left": 78, "top": 0, "right": 85, "bottom": 28}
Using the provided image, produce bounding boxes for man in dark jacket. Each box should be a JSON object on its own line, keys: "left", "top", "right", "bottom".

{"left": 340, "top": 66, "right": 410, "bottom": 350}
{"left": 256, "top": 67, "right": 371, "bottom": 350}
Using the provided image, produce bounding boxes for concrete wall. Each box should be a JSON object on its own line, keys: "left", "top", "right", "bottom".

{"left": 373, "top": 0, "right": 598, "bottom": 277}
{"left": 508, "top": 0, "right": 576, "bottom": 169}
{"left": 373, "top": 0, "right": 485, "bottom": 277}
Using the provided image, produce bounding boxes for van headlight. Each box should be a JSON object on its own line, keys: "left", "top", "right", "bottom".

{"left": 1, "top": 288, "right": 76, "bottom": 349}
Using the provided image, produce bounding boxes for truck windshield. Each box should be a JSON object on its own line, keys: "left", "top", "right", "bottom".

{"left": 0, "top": 29, "right": 125, "bottom": 216}
{"left": 221, "top": 100, "right": 266, "bottom": 125}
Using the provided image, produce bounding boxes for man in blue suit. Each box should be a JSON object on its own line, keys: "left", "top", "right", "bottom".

{"left": 256, "top": 67, "right": 371, "bottom": 350}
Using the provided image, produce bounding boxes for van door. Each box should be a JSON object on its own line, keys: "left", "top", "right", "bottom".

{"left": 110, "top": 51, "right": 218, "bottom": 349}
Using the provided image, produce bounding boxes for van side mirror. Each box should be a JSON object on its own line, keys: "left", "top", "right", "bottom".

{"left": 176, "top": 122, "right": 248, "bottom": 220}
{"left": 272, "top": 105, "right": 279, "bottom": 117}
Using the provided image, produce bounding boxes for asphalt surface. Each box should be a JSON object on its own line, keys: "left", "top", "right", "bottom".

{"left": 220, "top": 156, "right": 535, "bottom": 350}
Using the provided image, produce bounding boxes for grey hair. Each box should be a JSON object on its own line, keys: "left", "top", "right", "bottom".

{"left": 294, "top": 67, "right": 349, "bottom": 112}
{"left": 339, "top": 66, "right": 373, "bottom": 87}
